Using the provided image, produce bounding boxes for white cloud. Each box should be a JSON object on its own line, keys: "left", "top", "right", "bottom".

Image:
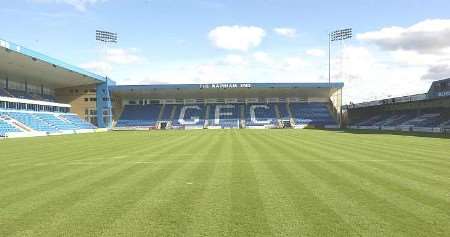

{"left": 221, "top": 54, "right": 248, "bottom": 66}
{"left": 351, "top": 19, "right": 450, "bottom": 102}
{"left": 281, "top": 57, "right": 308, "bottom": 71}
{"left": 80, "top": 61, "right": 112, "bottom": 75}
{"left": 306, "top": 49, "right": 325, "bottom": 57}
{"left": 32, "top": 0, "right": 107, "bottom": 11}
{"left": 357, "top": 19, "right": 450, "bottom": 54}
{"left": 253, "top": 51, "right": 273, "bottom": 64}
{"left": 208, "top": 25, "right": 266, "bottom": 51}
{"left": 330, "top": 46, "right": 430, "bottom": 103}
{"left": 389, "top": 50, "right": 450, "bottom": 67}
{"left": 104, "top": 48, "right": 145, "bottom": 65}
{"left": 421, "top": 65, "right": 450, "bottom": 80}
{"left": 80, "top": 47, "right": 146, "bottom": 75}
{"left": 274, "top": 27, "right": 297, "bottom": 38}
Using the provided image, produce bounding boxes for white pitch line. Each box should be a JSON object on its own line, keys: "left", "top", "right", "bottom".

{"left": 63, "top": 159, "right": 446, "bottom": 166}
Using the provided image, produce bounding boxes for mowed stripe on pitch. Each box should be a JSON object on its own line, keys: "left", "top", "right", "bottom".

{"left": 0, "top": 129, "right": 448, "bottom": 237}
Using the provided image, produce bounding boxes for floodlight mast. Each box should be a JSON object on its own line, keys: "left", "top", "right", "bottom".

{"left": 328, "top": 28, "right": 352, "bottom": 85}
{"left": 96, "top": 30, "right": 118, "bottom": 44}
{"left": 95, "top": 30, "right": 118, "bottom": 76}
{"left": 95, "top": 30, "right": 118, "bottom": 63}
{"left": 95, "top": 30, "right": 117, "bottom": 129}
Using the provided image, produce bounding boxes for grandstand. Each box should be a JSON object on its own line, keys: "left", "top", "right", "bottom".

{"left": 110, "top": 83, "right": 344, "bottom": 130}
{"left": 0, "top": 38, "right": 344, "bottom": 137}
{"left": 0, "top": 38, "right": 112, "bottom": 138}
{"left": 345, "top": 78, "right": 450, "bottom": 133}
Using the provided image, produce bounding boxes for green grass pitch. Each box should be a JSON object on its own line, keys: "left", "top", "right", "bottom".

{"left": 0, "top": 129, "right": 449, "bottom": 237}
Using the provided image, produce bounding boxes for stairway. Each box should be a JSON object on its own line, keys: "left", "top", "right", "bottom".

{"left": 169, "top": 105, "right": 177, "bottom": 121}
{"left": 274, "top": 104, "right": 281, "bottom": 120}
{"left": 204, "top": 105, "right": 210, "bottom": 127}
{"left": 157, "top": 104, "right": 166, "bottom": 121}
{"left": 0, "top": 115, "right": 33, "bottom": 132}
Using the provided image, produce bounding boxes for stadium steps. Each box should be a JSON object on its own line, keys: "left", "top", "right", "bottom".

{"left": 440, "top": 119, "right": 450, "bottom": 127}
{"left": 31, "top": 113, "right": 59, "bottom": 131}
{"left": 378, "top": 114, "right": 415, "bottom": 126}
{"left": 169, "top": 105, "right": 177, "bottom": 121}
{"left": 0, "top": 115, "right": 32, "bottom": 133}
{"left": 240, "top": 104, "right": 246, "bottom": 128}
{"left": 286, "top": 103, "right": 293, "bottom": 121}
{"left": 327, "top": 100, "right": 339, "bottom": 124}
{"left": 205, "top": 105, "right": 210, "bottom": 121}
{"left": 240, "top": 104, "right": 245, "bottom": 120}
{"left": 356, "top": 115, "right": 383, "bottom": 126}
{"left": 0, "top": 119, "right": 21, "bottom": 136}
{"left": 0, "top": 114, "right": 34, "bottom": 132}
{"left": 401, "top": 113, "right": 441, "bottom": 127}
{"left": 31, "top": 93, "right": 44, "bottom": 101}
{"left": 0, "top": 88, "right": 14, "bottom": 97}
{"left": 204, "top": 105, "right": 210, "bottom": 127}
{"left": 57, "top": 115, "right": 74, "bottom": 124}
{"left": 157, "top": 104, "right": 165, "bottom": 121}
{"left": 274, "top": 104, "right": 281, "bottom": 120}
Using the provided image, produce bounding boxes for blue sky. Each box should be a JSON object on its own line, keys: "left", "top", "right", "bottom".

{"left": 1, "top": 0, "right": 450, "bottom": 103}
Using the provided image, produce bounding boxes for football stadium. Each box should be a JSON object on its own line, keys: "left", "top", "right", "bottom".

{"left": 1, "top": 2, "right": 450, "bottom": 236}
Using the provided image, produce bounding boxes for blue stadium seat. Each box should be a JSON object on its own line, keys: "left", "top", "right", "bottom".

{"left": 277, "top": 103, "right": 291, "bottom": 120}
{"left": 0, "top": 119, "right": 21, "bottom": 136}
{"left": 60, "top": 114, "right": 97, "bottom": 129}
{"left": 4, "top": 111, "right": 59, "bottom": 133}
{"left": 401, "top": 113, "right": 442, "bottom": 127}
{"left": 172, "top": 104, "right": 206, "bottom": 126}
{"left": 245, "top": 104, "right": 277, "bottom": 126}
{"left": 7, "top": 89, "right": 34, "bottom": 100}
{"left": 356, "top": 114, "right": 389, "bottom": 126}
{"left": 0, "top": 110, "right": 96, "bottom": 135}
{"left": 0, "top": 89, "right": 55, "bottom": 102}
{"left": 34, "top": 113, "right": 79, "bottom": 130}
{"left": 290, "top": 103, "right": 337, "bottom": 126}
{"left": 160, "top": 104, "right": 175, "bottom": 121}
{"left": 352, "top": 110, "right": 449, "bottom": 129}
{"left": 376, "top": 113, "right": 416, "bottom": 126}
{"left": 208, "top": 104, "right": 240, "bottom": 128}
{"left": 0, "top": 88, "right": 14, "bottom": 97}
{"left": 116, "top": 104, "right": 162, "bottom": 127}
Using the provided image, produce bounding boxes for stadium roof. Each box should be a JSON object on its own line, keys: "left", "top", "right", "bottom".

{"left": 0, "top": 38, "right": 108, "bottom": 88}
{"left": 110, "top": 82, "right": 344, "bottom": 99}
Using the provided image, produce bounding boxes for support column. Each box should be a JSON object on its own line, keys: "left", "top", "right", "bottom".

{"left": 96, "top": 78, "right": 113, "bottom": 128}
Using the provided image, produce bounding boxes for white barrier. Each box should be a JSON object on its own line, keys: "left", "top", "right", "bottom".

{"left": 294, "top": 124, "right": 308, "bottom": 129}
{"left": 75, "top": 129, "right": 96, "bottom": 134}
{"left": 412, "top": 127, "right": 442, "bottom": 133}
{"left": 246, "top": 126, "right": 267, "bottom": 129}
{"left": 5, "top": 131, "right": 47, "bottom": 138}
{"left": 381, "top": 126, "right": 397, "bottom": 131}
{"left": 113, "top": 127, "right": 149, "bottom": 131}
{"left": 348, "top": 126, "right": 444, "bottom": 134}
{"left": 184, "top": 126, "right": 204, "bottom": 130}
{"left": 3, "top": 129, "right": 98, "bottom": 139}
{"left": 359, "top": 126, "right": 379, "bottom": 130}
{"left": 207, "top": 126, "right": 222, "bottom": 129}
{"left": 325, "top": 125, "right": 339, "bottom": 129}
{"left": 399, "top": 126, "right": 412, "bottom": 132}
